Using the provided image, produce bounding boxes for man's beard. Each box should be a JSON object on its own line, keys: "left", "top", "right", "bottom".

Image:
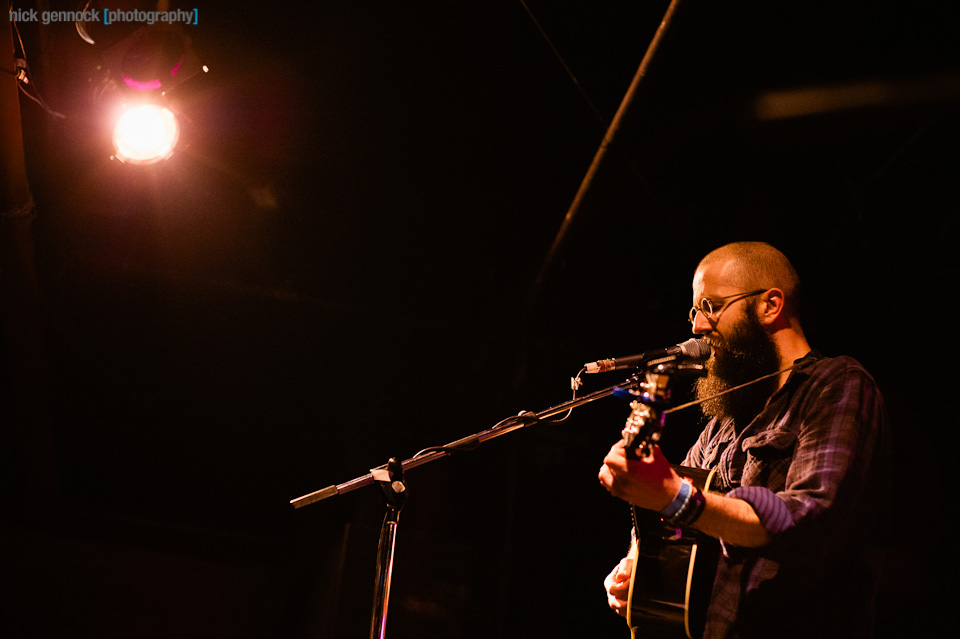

{"left": 695, "top": 307, "right": 782, "bottom": 429}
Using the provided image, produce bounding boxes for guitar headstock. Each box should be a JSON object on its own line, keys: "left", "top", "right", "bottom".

{"left": 621, "top": 398, "right": 663, "bottom": 459}
{"left": 613, "top": 371, "right": 674, "bottom": 459}
{"left": 613, "top": 358, "right": 706, "bottom": 459}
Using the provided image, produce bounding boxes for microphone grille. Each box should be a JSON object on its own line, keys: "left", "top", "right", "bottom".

{"left": 680, "top": 338, "right": 712, "bottom": 362}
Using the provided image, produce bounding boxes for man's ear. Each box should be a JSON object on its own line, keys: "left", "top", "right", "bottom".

{"left": 758, "top": 288, "right": 785, "bottom": 326}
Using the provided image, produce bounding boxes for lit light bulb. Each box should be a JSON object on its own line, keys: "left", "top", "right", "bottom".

{"left": 112, "top": 104, "right": 180, "bottom": 164}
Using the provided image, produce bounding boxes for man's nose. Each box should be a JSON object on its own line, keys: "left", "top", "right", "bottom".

{"left": 691, "top": 311, "right": 712, "bottom": 335}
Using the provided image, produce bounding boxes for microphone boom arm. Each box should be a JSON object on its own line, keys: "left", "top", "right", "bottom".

{"left": 289, "top": 375, "right": 638, "bottom": 509}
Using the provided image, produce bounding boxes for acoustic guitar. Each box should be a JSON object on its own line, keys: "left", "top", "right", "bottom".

{"left": 625, "top": 466, "right": 720, "bottom": 639}
{"left": 615, "top": 388, "right": 720, "bottom": 639}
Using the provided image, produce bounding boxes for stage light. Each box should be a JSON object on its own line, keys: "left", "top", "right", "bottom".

{"left": 72, "top": 14, "right": 206, "bottom": 164}
{"left": 111, "top": 103, "right": 180, "bottom": 164}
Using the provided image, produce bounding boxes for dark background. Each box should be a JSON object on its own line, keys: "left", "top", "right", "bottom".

{"left": 2, "top": 1, "right": 956, "bottom": 637}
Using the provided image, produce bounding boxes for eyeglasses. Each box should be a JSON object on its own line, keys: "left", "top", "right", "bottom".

{"left": 688, "top": 289, "right": 767, "bottom": 323}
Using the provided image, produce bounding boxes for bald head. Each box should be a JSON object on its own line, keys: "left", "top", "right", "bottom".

{"left": 696, "top": 241, "right": 802, "bottom": 320}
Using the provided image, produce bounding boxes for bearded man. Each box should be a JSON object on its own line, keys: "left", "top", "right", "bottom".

{"left": 599, "top": 241, "right": 890, "bottom": 639}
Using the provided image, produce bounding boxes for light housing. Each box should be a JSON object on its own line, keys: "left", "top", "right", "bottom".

{"left": 111, "top": 103, "right": 180, "bottom": 164}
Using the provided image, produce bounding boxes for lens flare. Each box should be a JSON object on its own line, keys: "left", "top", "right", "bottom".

{"left": 112, "top": 104, "right": 180, "bottom": 164}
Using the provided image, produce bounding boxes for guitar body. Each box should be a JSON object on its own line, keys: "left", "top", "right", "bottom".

{"left": 626, "top": 466, "right": 720, "bottom": 639}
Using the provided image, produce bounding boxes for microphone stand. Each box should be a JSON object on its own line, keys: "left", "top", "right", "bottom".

{"left": 370, "top": 457, "right": 405, "bottom": 639}
{"left": 289, "top": 373, "right": 645, "bottom": 639}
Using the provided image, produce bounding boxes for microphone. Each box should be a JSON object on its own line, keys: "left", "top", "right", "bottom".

{"left": 583, "top": 338, "right": 711, "bottom": 374}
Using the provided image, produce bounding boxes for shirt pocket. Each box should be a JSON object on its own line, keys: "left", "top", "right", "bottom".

{"left": 739, "top": 426, "right": 798, "bottom": 488}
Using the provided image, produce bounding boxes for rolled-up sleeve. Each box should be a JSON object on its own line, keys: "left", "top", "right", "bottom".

{"left": 727, "top": 485, "right": 794, "bottom": 536}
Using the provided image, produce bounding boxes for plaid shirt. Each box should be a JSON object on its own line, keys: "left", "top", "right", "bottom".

{"left": 683, "top": 352, "right": 891, "bottom": 639}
